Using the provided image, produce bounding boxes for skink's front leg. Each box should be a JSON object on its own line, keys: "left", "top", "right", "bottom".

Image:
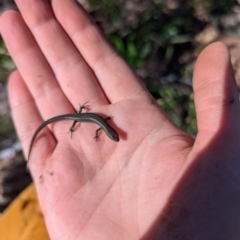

{"left": 94, "top": 116, "right": 112, "bottom": 141}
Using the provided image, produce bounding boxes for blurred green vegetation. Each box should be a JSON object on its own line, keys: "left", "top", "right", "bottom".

{"left": 0, "top": 0, "right": 240, "bottom": 140}
{"left": 0, "top": 117, "right": 14, "bottom": 141}
{"left": 89, "top": 0, "right": 240, "bottom": 135}
{"left": 0, "top": 37, "right": 15, "bottom": 141}
{"left": 0, "top": 38, "right": 13, "bottom": 84}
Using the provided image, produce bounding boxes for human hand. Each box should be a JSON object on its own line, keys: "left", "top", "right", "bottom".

{"left": 1, "top": 1, "right": 240, "bottom": 239}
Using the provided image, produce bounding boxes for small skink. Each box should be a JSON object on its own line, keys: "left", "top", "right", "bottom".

{"left": 28, "top": 112, "right": 119, "bottom": 161}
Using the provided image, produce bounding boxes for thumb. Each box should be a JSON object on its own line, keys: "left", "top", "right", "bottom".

{"left": 193, "top": 42, "right": 240, "bottom": 149}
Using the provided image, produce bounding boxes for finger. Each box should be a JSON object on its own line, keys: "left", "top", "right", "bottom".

{"left": 52, "top": 0, "right": 149, "bottom": 103}
{"left": 7, "top": 70, "right": 56, "bottom": 171}
{"left": 14, "top": 0, "right": 107, "bottom": 107}
{"left": 0, "top": 11, "right": 74, "bottom": 118}
{"left": 193, "top": 42, "right": 240, "bottom": 149}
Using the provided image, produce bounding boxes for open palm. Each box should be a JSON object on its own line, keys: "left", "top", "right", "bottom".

{"left": 1, "top": 1, "right": 240, "bottom": 239}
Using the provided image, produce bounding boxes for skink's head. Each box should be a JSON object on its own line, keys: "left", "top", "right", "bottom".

{"left": 109, "top": 129, "right": 120, "bottom": 142}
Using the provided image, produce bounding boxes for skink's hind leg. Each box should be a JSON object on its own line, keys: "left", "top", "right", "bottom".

{"left": 68, "top": 126, "right": 77, "bottom": 138}
{"left": 94, "top": 128, "right": 102, "bottom": 141}
{"left": 68, "top": 122, "right": 78, "bottom": 138}
{"left": 105, "top": 116, "right": 112, "bottom": 121}
{"left": 68, "top": 102, "right": 90, "bottom": 138}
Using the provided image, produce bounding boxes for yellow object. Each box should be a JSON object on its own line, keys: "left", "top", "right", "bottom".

{"left": 0, "top": 184, "right": 50, "bottom": 240}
